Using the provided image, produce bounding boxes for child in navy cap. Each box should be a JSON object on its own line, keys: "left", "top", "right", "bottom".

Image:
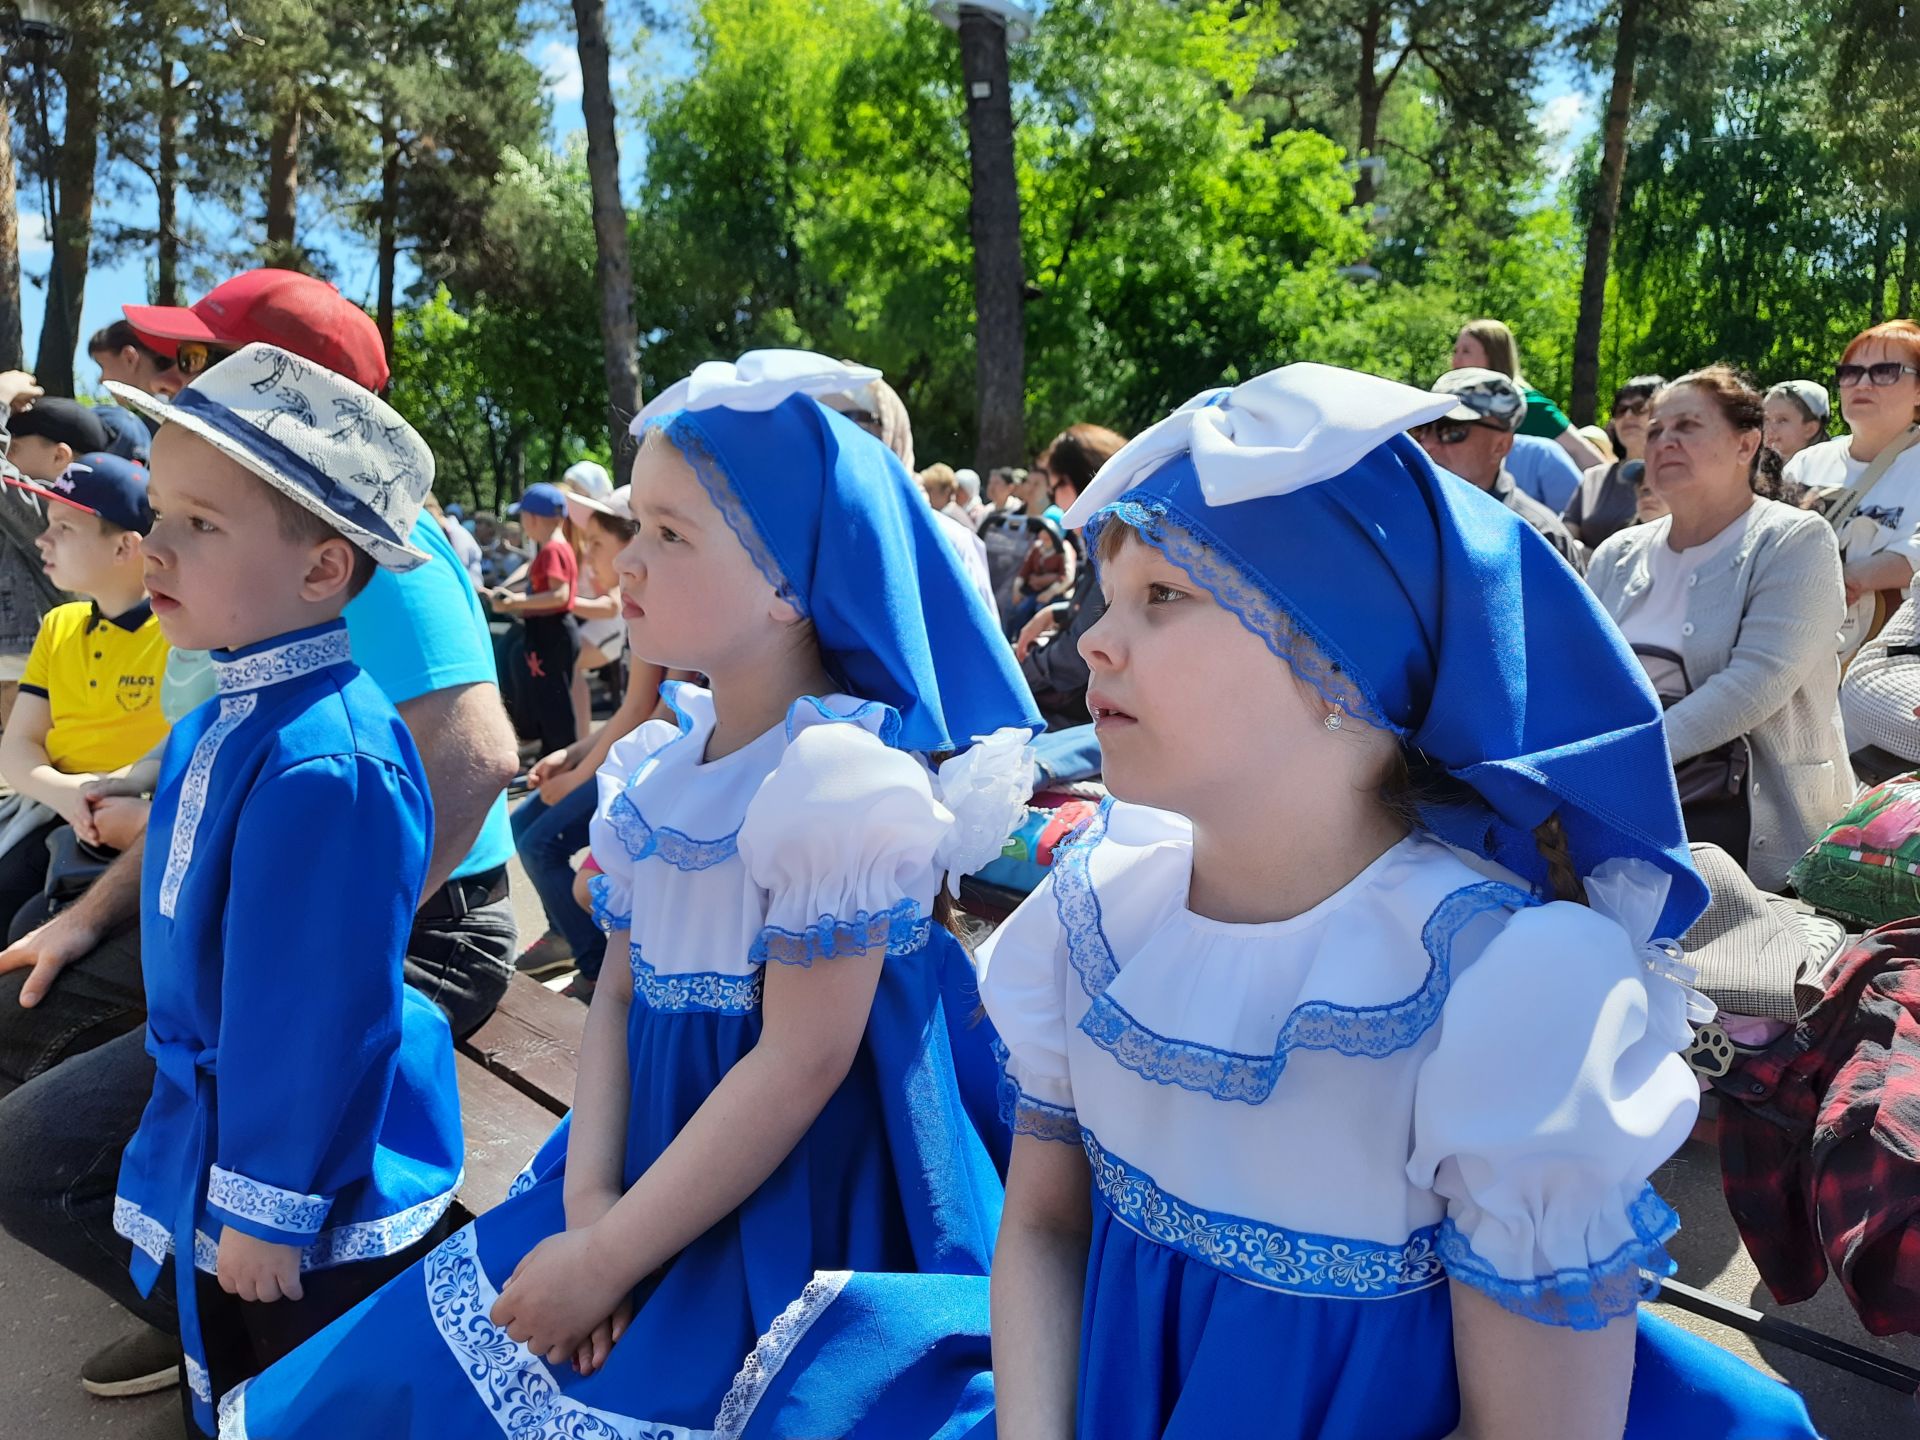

{"left": 0, "top": 454, "right": 168, "bottom": 935}
{"left": 488, "top": 481, "right": 579, "bottom": 752}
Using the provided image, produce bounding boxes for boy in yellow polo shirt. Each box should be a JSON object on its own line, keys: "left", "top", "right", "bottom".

{"left": 0, "top": 453, "right": 167, "bottom": 937}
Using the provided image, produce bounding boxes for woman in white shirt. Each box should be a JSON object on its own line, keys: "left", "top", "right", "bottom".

{"left": 1783, "top": 321, "right": 1920, "bottom": 661}
{"left": 1587, "top": 368, "right": 1853, "bottom": 888}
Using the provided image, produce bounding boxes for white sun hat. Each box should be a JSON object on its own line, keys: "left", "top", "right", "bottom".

{"left": 107, "top": 342, "right": 434, "bottom": 571}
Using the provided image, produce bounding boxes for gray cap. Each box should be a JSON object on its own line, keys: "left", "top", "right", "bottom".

{"left": 1769, "top": 379, "right": 1831, "bottom": 421}
{"left": 1430, "top": 367, "right": 1526, "bottom": 433}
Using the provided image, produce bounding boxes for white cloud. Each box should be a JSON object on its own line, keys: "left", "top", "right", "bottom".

{"left": 539, "top": 39, "right": 584, "bottom": 103}
{"left": 1535, "top": 90, "right": 1594, "bottom": 183}
{"left": 18, "top": 210, "right": 51, "bottom": 257}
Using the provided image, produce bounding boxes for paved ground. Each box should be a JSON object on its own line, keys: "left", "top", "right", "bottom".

{"left": 2, "top": 861, "right": 1915, "bottom": 1438}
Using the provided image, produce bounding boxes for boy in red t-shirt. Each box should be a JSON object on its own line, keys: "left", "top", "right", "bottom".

{"left": 488, "top": 483, "right": 579, "bottom": 752}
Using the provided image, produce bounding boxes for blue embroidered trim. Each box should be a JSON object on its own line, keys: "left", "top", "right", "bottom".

{"left": 630, "top": 940, "right": 762, "bottom": 1014}
{"left": 1436, "top": 1183, "right": 1680, "bottom": 1331}
{"left": 784, "top": 693, "right": 904, "bottom": 749}
{"left": 206, "top": 1165, "right": 331, "bottom": 1239}
{"left": 587, "top": 873, "right": 630, "bottom": 935}
{"left": 989, "top": 1035, "right": 1080, "bottom": 1143}
{"left": 1084, "top": 1131, "right": 1448, "bottom": 1299}
{"left": 748, "top": 898, "right": 931, "bottom": 968}
{"left": 603, "top": 785, "right": 739, "bottom": 872}
{"left": 1091, "top": 498, "right": 1401, "bottom": 734}
{"left": 1057, "top": 803, "right": 1534, "bottom": 1104}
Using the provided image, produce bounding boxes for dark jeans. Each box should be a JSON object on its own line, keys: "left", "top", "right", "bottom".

{"left": 0, "top": 813, "right": 62, "bottom": 945}
{"left": 511, "top": 784, "right": 604, "bottom": 978}
{"left": 521, "top": 614, "right": 580, "bottom": 755}
{"left": 0, "top": 890, "right": 518, "bottom": 1340}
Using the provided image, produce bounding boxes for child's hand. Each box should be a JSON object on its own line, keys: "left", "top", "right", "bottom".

{"left": 84, "top": 794, "right": 149, "bottom": 851}
{"left": 571, "top": 1295, "right": 633, "bottom": 1377}
{"left": 488, "top": 1225, "right": 631, "bottom": 1366}
{"left": 525, "top": 749, "right": 572, "bottom": 791}
{"left": 217, "top": 1228, "right": 305, "bottom": 1303}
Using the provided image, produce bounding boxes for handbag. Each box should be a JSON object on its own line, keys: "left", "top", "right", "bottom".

{"left": 1634, "top": 644, "right": 1753, "bottom": 859}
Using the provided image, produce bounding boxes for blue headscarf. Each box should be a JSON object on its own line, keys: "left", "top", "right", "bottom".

{"left": 638, "top": 387, "right": 1040, "bottom": 755}
{"left": 1067, "top": 364, "right": 1707, "bottom": 938}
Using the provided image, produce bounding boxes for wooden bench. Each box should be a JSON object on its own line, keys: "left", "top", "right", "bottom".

{"left": 449, "top": 974, "right": 585, "bottom": 1218}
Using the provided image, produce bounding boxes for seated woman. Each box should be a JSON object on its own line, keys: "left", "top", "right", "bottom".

{"left": 1839, "top": 593, "right": 1920, "bottom": 774}
{"left": 1586, "top": 367, "right": 1855, "bottom": 889}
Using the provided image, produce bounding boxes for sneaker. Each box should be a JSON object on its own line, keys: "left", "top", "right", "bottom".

{"left": 81, "top": 1326, "right": 180, "bottom": 1398}
{"left": 514, "top": 931, "right": 574, "bottom": 977}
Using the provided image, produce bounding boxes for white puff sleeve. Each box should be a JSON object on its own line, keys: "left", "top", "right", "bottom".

{"left": 738, "top": 721, "right": 950, "bottom": 966}
{"left": 1406, "top": 901, "right": 1700, "bottom": 1329}
{"left": 976, "top": 876, "right": 1079, "bottom": 1143}
{"left": 584, "top": 717, "right": 679, "bottom": 935}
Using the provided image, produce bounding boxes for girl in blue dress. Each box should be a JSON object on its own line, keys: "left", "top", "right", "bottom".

{"left": 980, "top": 364, "right": 1821, "bottom": 1439}
{"left": 219, "top": 351, "right": 1039, "bottom": 1440}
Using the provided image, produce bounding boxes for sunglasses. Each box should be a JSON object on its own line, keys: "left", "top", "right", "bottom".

{"left": 1611, "top": 399, "right": 1649, "bottom": 417}
{"left": 174, "top": 341, "right": 236, "bottom": 378}
{"left": 1835, "top": 361, "right": 1920, "bottom": 389}
{"left": 1413, "top": 420, "right": 1499, "bottom": 447}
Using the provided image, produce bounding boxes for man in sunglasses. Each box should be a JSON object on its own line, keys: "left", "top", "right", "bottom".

{"left": 121, "top": 269, "right": 391, "bottom": 398}
{"left": 1415, "top": 368, "right": 1585, "bottom": 572}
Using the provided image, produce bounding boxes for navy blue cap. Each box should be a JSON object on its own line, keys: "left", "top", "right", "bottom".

{"left": 6, "top": 452, "right": 154, "bottom": 535}
{"left": 508, "top": 482, "right": 568, "bottom": 518}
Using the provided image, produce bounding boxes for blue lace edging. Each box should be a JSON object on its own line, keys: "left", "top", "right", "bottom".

{"left": 989, "top": 1036, "right": 1081, "bottom": 1144}
{"left": 748, "top": 898, "right": 931, "bottom": 968}
{"left": 1057, "top": 801, "right": 1534, "bottom": 1105}
{"left": 784, "top": 693, "right": 904, "bottom": 750}
{"left": 630, "top": 940, "right": 762, "bottom": 1014}
{"left": 1084, "top": 1130, "right": 1448, "bottom": 1299}
{"left": 660, "top": 413, "right": 805, "bottom": 614}
{"left": 604, "top": 785, "right": 740, "bottom": 872}
{"left": 1436, "top": 1183, "right": 1680, "bottom": 1331}
{"left": 1090, "top": 497, "right": 1402, "bottom": 735}
{"left": 587, "top": 873, "right": 631, "bottom": 935}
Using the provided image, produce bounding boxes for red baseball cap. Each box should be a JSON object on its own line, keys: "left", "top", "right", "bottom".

{"left": 124, "top": 269, "right": 389, "bottom": 393}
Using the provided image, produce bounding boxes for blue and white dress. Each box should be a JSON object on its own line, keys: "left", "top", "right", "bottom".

{"left": 979, "top": 800, "right": 1819, "bottom": 1439}
{"left": 220, "top": 684, "right": 1011, "bottom": 1440}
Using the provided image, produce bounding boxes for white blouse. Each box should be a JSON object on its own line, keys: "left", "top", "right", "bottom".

{"left": 978, "top": 800, "right": 1703, "bottom": 1327}
{"left": 587, "top": 683, "right": 1029, "bottom": 1006}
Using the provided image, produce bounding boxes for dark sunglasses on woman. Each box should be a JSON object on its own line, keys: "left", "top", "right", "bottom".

{"left": 174, "top": 340, "right": 237, "bottom": 378}
{"left": 1835, "top": 361, "right": 1920, "bottom": 388}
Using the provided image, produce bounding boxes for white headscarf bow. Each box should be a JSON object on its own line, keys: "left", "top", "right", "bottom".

{"left": 1061, "top": 362, "right": 1459, "bottom": 528}
{"left": 632, "top": 350, "right": 884, "bottom": 435}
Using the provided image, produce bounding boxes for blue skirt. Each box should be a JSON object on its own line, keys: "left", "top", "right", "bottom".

{"left": 221, "top": 929, "right": 1009, "bottom": 1439}
{"left": 1078, "top": 1205, "right": 1821, "bottom": 1440}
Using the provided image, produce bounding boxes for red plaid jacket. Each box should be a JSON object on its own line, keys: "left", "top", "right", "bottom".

{"left": 1715, "top": 923, "right": 1920, "bottom": 1336}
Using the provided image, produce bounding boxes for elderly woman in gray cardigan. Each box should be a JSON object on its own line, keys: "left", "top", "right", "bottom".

{"left": 1586, "top": 367, "right": 1855, "bottom": 890}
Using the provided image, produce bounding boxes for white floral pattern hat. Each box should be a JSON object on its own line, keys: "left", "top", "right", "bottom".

{"left": 108, "top": 342, "right": 435, "bottom": 571}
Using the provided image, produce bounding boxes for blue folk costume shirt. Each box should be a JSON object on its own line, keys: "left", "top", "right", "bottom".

{"left": 112, "top": 619, "right": 462, "bottom": 1423}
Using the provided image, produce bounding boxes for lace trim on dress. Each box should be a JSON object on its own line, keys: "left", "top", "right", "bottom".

{"left": 711, "top": 1271, "right": 853, "bottom": 1439}
{"left": 1084, "top": 1130, "right": 1448, "bottom": 1299}
{"left": 1436, "top": 1183, "right": 1680, "bottom": 1331}
{"left": 423, "top": 1225, "right": 704, "bottom": 1439}
{"left": 604, "top": 786, "right": 740, "bottom": 872}
{"left": 588, "top": 873, "right": 631, "bottom": 935}
{"left": 663, "top": 413, "right": 803, "bottom": 615}
{"left": 630, "top": 941, "right": 763, "bottom": 1014}
{"left": 989, "top": 1036, "right": 1080, "bottom": 1143}
{"left": 748, "top": 898, "right": 931, "bottom": 968}
{"left": 1058, "top": 800, "right": 1535, "bottom": 1104}
{"left": 1089, "top": 499, "right": 1398, "bottom": 733}
{"left": 784, "top": 694, "right": 904, "bottom": 750}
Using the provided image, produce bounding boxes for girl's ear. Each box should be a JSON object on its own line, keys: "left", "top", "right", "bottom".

{"left": 768, "top": 590, "right": 804, "bottom": 627}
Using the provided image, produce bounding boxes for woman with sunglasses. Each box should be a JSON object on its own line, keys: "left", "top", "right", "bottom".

{"left": 1783, "top": 320, "right": 1920, "bottom": 662}
{"left": 1563, "top": 375, "right": 1665, "bottom": 548}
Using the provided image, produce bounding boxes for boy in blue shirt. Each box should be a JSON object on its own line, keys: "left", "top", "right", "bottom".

{"left": 102, "top": 345, "right": 464, "bottom": 1435}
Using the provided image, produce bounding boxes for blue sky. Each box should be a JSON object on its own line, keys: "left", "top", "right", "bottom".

{"left": 19, "top": 29, "right": 1597, "bottom": 398}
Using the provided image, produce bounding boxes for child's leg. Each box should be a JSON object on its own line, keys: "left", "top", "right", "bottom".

{"left": 525, "top": 620, "right": 581, "bottom": 753}
{"left": 0, "top": 815, "right": 64, "bottom": 940}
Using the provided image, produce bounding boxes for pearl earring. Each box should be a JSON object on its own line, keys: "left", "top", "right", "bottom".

{"left": 1324, "top": 711, "right": 1343, "bottom": 732}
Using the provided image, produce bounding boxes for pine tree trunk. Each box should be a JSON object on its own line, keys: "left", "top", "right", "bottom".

{"left": 571, "top": 0, "right": 642, "bottom": 462}
{"left": 1899, "top": 215, "right": 1918, "bottom": 320}
{"left": 155, "top": 60, "right": 180, "bottom": 306}
{"left": 1352, "top": 4, "right": 1383, "bottom": 210}
{"left": 0, "top": 83, "right": 22, "bottom": 372}
{"left": 1570, "top": 0, "right": 1644, "bottom": 426}
{"left": 264, "top": 91, "right": 304, "bottom": 263}
{"left": 1869, "top": 212, "right": 1890, "bottom": 325}
{"left": 33, "top": 46, "right": 101, "bottom": 397}
{"left": 377, "top": 110, "right": 400, "bottom": 362}
{"left": 958, "top": 8, "right": 1027, "bottom": 470}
